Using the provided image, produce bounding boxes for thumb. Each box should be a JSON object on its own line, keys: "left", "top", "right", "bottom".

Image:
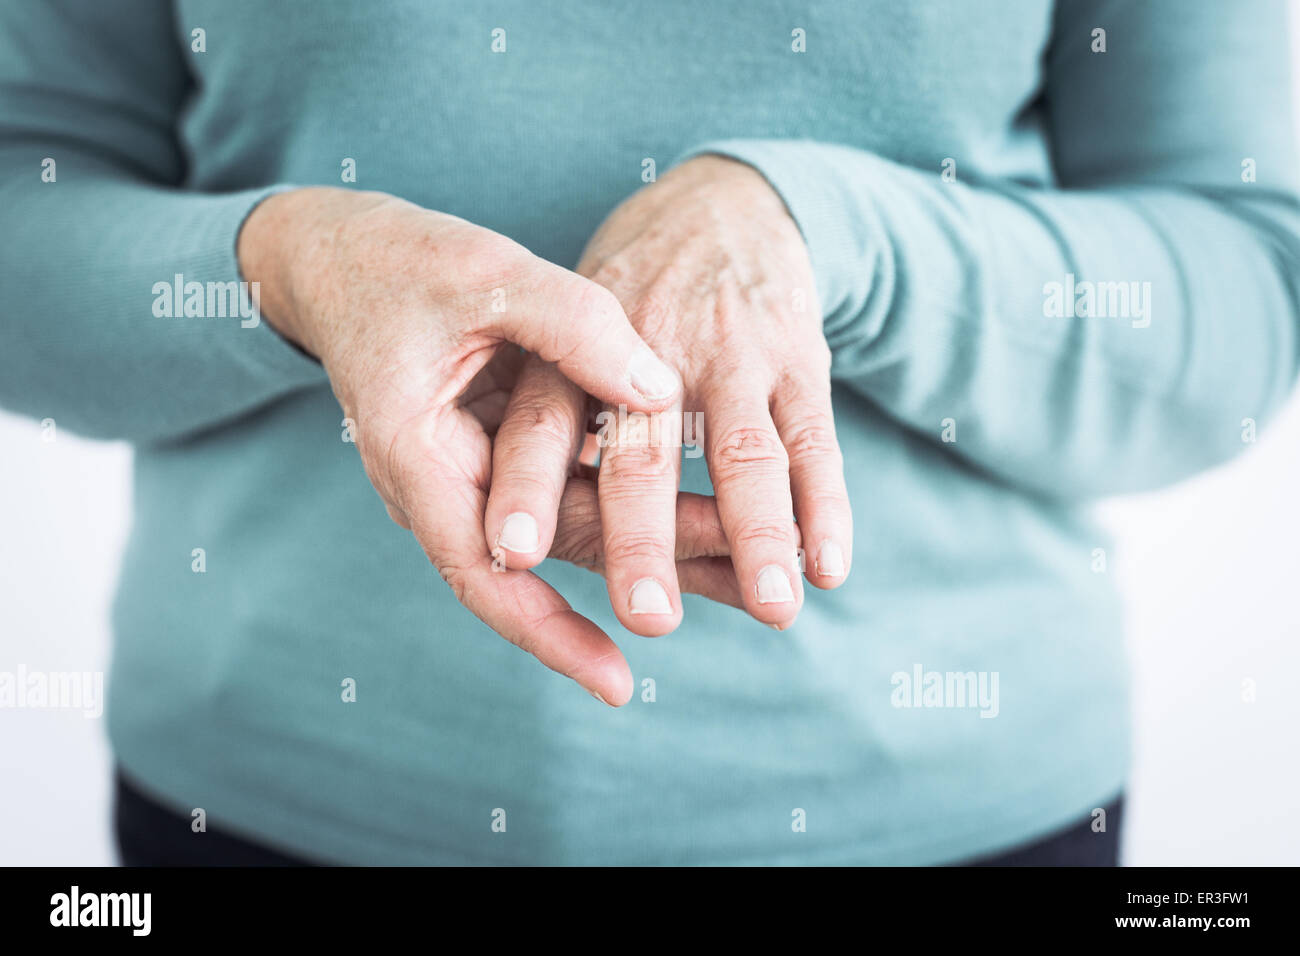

{"left": 495, "top": 267, "right": 679, "bottom": 412}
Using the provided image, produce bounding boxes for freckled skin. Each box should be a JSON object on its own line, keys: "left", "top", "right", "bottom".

{"left": 235, "top": 161, "right": 850, "bottom": 701}
{"left": 493, "top": 155, "right": 852, "bottom": 640}
{"left": 239, "top": 186, "right": 687, "bottom": 705}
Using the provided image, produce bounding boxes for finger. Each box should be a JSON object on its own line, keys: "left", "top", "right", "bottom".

{"left": 596, "top": 405, "right": 684, "bottom": 637}
{"left": 484, "top": 356, "right": 586, "bottom": 571}
{"left": 550, "top": 479, "right": 730, "bottom": 565}
{"left": 670, "top": 491, "right": 732, "bottom": 559}
{"left": 494, "top": 267, "right": 680, "bottom": 412}
{"left": 703, "top": 387, "right": 804, "bottom": 629}
{"left": 675, "top": 557, "right": 744, "bottom": 610}
{"left": 772, "top": 372, "right": 853, "bottom": 589}
{"left": 550, "top": 481, "right": 741, "bottom": 609}
{"left": 391, "top": 406, "right": 633, "bottom": 705}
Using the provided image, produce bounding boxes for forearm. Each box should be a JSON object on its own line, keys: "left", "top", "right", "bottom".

{"left": 0, "top": 153, "right": 328, "bottom": 443}
{"left": 681, "top": 139, "right": 1300, "bottom": 499}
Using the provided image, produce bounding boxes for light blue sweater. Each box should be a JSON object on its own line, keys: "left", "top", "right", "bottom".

{"left": 2, "top": 0, "right": 1298, "bottom": 864}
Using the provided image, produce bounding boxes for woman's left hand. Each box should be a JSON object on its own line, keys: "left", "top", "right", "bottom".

{"left": 485, "top": 155, "right": 853, "bottom": 636}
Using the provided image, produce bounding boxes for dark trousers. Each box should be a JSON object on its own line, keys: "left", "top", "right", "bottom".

{"left": 113, "top": 768, "right": 1123, "bottom": 866}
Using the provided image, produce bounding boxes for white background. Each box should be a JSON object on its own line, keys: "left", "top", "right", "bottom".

{"left": 3, "top": 21, "right": 1299, "bottom": 867}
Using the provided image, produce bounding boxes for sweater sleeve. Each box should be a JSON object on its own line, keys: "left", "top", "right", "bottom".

{"left": 0, "top": 0, "right": 327, "bottom": 444}
{"left": 678, "top": 0, "right": 1300, "bottom": 500}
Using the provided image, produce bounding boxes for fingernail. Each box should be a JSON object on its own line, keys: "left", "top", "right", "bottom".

{"left": 590, "top": 690, "right": 609, "bottom": 705}
{"left": 497, "top": 512, "right": 540, "bottom": 553}
{"left": 815, "top": 541, "right": 845, "bottom": 578}
{"left": 629, "top": 577, "right": 673, "bottom": 615}
{"left": 628, "top": 348, "right": 679, "bottom": 401}
{"left": 756, "top": 565, "right": 794, "bottom": 604}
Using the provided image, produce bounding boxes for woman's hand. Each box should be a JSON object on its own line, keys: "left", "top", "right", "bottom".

{"left": 237, "top": 186, "right": 684, "bottom": 705}
{"left": 467, "top": 350, "right": 742, "bottom": 610}
{"left": 488, "top": 156, "right": 852, "bottom": 635}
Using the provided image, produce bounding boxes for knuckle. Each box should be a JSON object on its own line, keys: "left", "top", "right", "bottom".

{"left": 602, "top": 441, "right": 677, "bottom": 484}
{"left": 711, "top": 426, "right": 788, "bottom": 477}
{"left": 731, "top": 520, "right": 795, "bottom": 551}
{"left": 600, "top": 409, "right": 655, "bottom": 448}
{"left": 437, "top": 562, "right": 471, "bottom": 606}
{"left": 443, "top": 230, "right": 532, "bottom": 296}
{"left": 602, "top": 528, "right": 672, "bottom": 566}
{"left": 571, "top": 278, "right": 626, "bottom": 329}
{"left": 780, "top": 419, "right": 841, "bottom": 464}
{"left": 511, "top": 586, "right": 590, "bottom": 661}
{"left": 776, "top": 359, "right": 833, "bottom": 399}
{"left": 626, "top": 288, "right": 676, "bottom": 342}
{"left": 539, "top": 279, "right": 624, "bottom": 369}
{"left": 702, "top": 346, "right": 766, "bottom": 386}
{"left": 501, "top": 398, "right": 578, "bottom": 454}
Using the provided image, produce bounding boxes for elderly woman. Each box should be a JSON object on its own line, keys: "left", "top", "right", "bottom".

{"left": 2, "top": 0, "right": 1297, "bottom": 865}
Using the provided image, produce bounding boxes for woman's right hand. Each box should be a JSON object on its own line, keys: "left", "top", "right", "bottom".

{"left": 237, "top": 186, "right": 684, "bottom": 705}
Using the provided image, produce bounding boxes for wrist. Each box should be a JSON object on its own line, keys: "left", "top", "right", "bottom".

{"left": 237, "top": 186, "right": 388, "bottom": 360}
{"left": 236, "top": 188, "right": 319, "bottom": 354}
